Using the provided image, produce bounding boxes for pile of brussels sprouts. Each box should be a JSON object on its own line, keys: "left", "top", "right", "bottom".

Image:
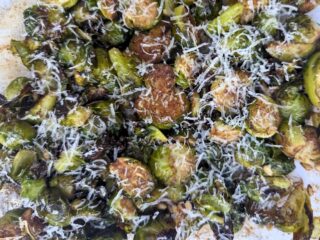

{"left": 1, "top": 0, "right": 320, "bottom": 239}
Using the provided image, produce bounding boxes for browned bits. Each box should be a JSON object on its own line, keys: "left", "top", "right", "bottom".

{"left": 144, "top": 64, "right": 175, "bottom": 92}
{"left": 135, "top": 90, "right": 189, "bottom": 129}
{"left": 129, "top": 22, "right": 172, "bottom": 63}
{"left": 109, "top": 157, "right": 155, "bottom": 198}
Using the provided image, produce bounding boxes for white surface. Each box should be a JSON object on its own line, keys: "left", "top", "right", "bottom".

{"left": 0, "top": 1, "right": 319, "bottom": 239}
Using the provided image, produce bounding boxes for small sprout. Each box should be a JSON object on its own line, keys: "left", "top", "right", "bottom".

{"left": 28, "top": 93, "right": 57, "bottom": 121}
{"left": 210, "top": 120, "right": 243, "bottom": 144}
{"left": 109, "top": 157, "right": 155, "bottom": 198}
{"left": 58, "top": 40, "right": 93, "bottom": 72}
{"left": 275, "top": 83, "right": 311, "bottom": 123}
{"left": 49, "top": 175, "right": 76, "bottom": 199}
{"left": 109, "top": 191, "right": 138, "bottom": 221}
{"left": 195, "top": 193, "right": 231, "bottom": 215}
{"left": 0, "top": 121, "right": 36, "bottom": 149}
{"left": 4, "top": 77, "right": 30, "bottom": 101}
{"left": 54, "top": 150, "right": 85, "bottom": 173}
{"left": 123, "top": 0, "right": 160, "bottom": 30}
{"left": 43, "top": 0, "right": 79, "bottom": 9}
{"left": 129, "top": 22, "right": 171, "bottom": 63}
{"left": 101, "top": 22, "right": 131, "bottom": 46}
{"left": 246, "top": 95, "right": 281, "bottom": 138}
{"left": 97, "top": 0, "right": 118, "bottom": 20}
{"left": 134, "top": 218, "right": 176, "bottom": 240}
{"left": 174, "top": 53, "right": 198, "bottom": 89}
{"left": 265, "top": 176, "right": 292, "bottom": 189}
{"left": 211, "top": 71, "right": 251, "bottom": 113}
{"left": 255, "top": 12, "right": 279, "bottom": 36}
{"left": 149, "top": 143, "right": 196, "bottom": 186}
{"left": 207, "top": 3, "right": 244, "bottom": 34}
{"left": 304, "top": 51, "right": 320, "bottom": 107}
{"left": 266, "top": 42, "right": 315, "bottom": 62}
{"left": 10, "top": 150, "right": 37, "bottom": 181}
{"left": 87, "top": 100, "right": 123, "bottom": 133}
{"left": 108, "top": 48, "right": 142, "bottom": 92}
{"left": 20, "top": 179, "right": 46, "bottom": 201}
{"left": 275, "top": 121, "right": 320, "bottom": 170}
{"left": 61, "top": 106, "right": 92, "bottom": 127}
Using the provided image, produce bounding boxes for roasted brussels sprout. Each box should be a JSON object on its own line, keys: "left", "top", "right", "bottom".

{"left": 235, "top": 141, "right": 268, "bottom": 169}
{"left": 210, "top": 71, "right": 250, "bottom": 113}
{"left": 27, "top": 93, "right": 57, "bottom": 121}
{"left": 61, "top": 106, "right": 92, "bottom": 127}
{"left": 20, "top": 179, "right": 46, "bottom": 201}
{"left": 195, "top": 193, "right": 231, "bottom": 216}
{"left": 101, "top": 22, "right": 131, "bottom": 47}
{"left": 149, "top": 143, "right": 196, "bottom": 186}
{"left": 123, "top": 0, "right": 160, "bottom": 30}
{"left": 207, "top": 3, "right": 244, "bottom": 34}
{"left": 0, "top": 121, "right": 36, "bottom": 149}
{"left": 174, "top": 53, "right": 198, "bottom": 89}
{"left": 10, "top": 150, "right": 37, "bottom": 181}
{"left": 134, "top": 218, "right": 176, "bottom": 240}
{"left": 129, "top": 22, "right": 171, "bottom": 63}
{"left": 304, "top": 51, "right": 320, "bottom": 107}
{"left": 275, "top": 83, "right": 311, "bottom": 123}
{"left": 109, "top": 157, "right": 155, "bottom": 198}
{"left": 275, "top": 121, "right": 320, "bottom": 170}
{"left": 210, "top": 120, "right": 243, "bottom": 144}
{"left": 108, "top": 48, "right": 142, "bottom": 92}
{"left": 97, "top": 0, "right": 118, "bottom": 20}
{"left": 109, "top": 191, "right": 137, "bottom": 221}
{"left": 246, "top": 95, "right": 281, "bottom": 138}
{"left": 54, "top": 150, "right": 85, "bottom": 173}
{"left": 143, "top": 64, "right": 175, "bottom": 92}
{"left": 4, "top": 77, "right": 30, "bottom": 101}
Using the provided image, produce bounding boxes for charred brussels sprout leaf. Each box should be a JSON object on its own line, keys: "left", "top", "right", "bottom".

{"left": 61, "top": 106, "right": 92, "bottom": 127}
{"left": 54, "top": 150, "right": 85, "bottom": 173}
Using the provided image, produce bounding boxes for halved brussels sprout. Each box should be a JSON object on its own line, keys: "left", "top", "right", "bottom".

{"left": 108, "top": 48, "right": 142, "bottom": 92}
{"left": 101, "top": 22, "right": 131, "bottom": 47}
{"left": 207, "top": 3, "right": 244, "bottom": 34}
{"left": 58, "top": 40, "right": 94, "bottom": 73}
{"left": 266, "top": 42, "right": 315, "bottom": 62}
{"left": 23, "top": 5, "right": 67, "bottom": 40}
{"left": 135, "top": 89, "right": 190, "bottom": 129}
{"left": 97, "top": 0, "right": 118, "bottom": 20}
{"left": 195, "top": 193, "right": 231, "bottom": 215}
{"left": 210, "top": 71, "right": 251, "bottom": 113}
{"left": 134, "top": 218, "right": 176, "bottom": 240}
{"left": 174, "top": 53, "right": 198, "bottom": 89}
{"left": 129, "top": 22, "right": 171, "bottom": 63}
{"left": 109, "top": 191, "right": 137, "bottom": 221}
{"left": 27, "top": 93, "right": 57, "bottom": 121}
{"left": 149, "top": 143, "right": 196, "bottom": 186}
{"left": 210, "top": 120, "right": 243, "bottom": 144}
{"left": 109, "top": 157, "right": 155, "bottom": 198}
{"left": 123, "top": 0, "right": 160, "bottom": 30}
{"left": 10, "top": 150, "right": 37, "bottom": 181}
{"left": 304, "top": 51, "right": 320, "bottom": 107}
{"left": 275, "top": 83, "right": 311, "bottom": 123}
{"left": 20, "top": 179, "right": 46, "bottom": 201}
{"left": 44, "top": 0, "right": 79, "bottom": 9}
{"left": 246, "top": 95, "right": 281, "bottom": 138}
{"left": 61, "top": 106, "right": 92, "bottom": 127}
{"left": 275, "top": 121, "right": 320, "bottom": 170}
{"left": 49, "top": 175, "right": 76, "bottom": 199}
{"left": 0, "top": 121, "right": 36, "bottom": 149}
{"left": 87, "top": 100, "right": 122, "bottom": 133}
{"left": 4, "top": 77, "right": 30, "bottom": 101}
{"left": 143, "top": 64, "right": 175, "bottom": 92}
{"left": 54, "top": 150, "right": 85, "bottom": 173}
